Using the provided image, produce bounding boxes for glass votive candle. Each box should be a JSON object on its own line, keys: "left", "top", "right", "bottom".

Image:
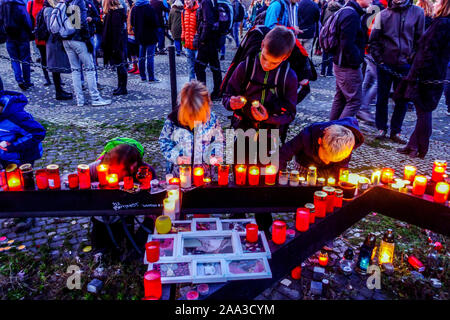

{"left": 357, "top": 176, "right": 370, "bottom": 194}
{"left": 163, "top": 198, "right": 176, "bottom": 221}
{"left": 264, "top": 165, "right": 277, "bottom": 186}
{"left": 296, "top": 208, "right": 310, "bottom": 232}
{"left": 412, "top": 175, "right": 427, "bottom": 196}
{"left": 96, "top": 163, "right": 109, "bottom": 187}
{"left": 165, "top": 174, "right": 174, "bottom": 184}
{"left": 371, "top": 170, "right": 381, "bottom": 185}
{"left": 248, "top": 166, "right": 260, "bottom": 186}
{"left": 179, "top": 165, "right": 192, "bottom": 188}
{"left": 123, "top": 176, "right": 134, "bottom": 190}
{"left": 246, "top": 223, "right": 259, "bottom": 243}
{"left": 334, "top": 189, "right": 343, "bottom": 208}
{"left": 305, "top": 203, "right": 315, "bottom": 224}
{"left": 235, "top": 164, "right": 247, "bottom": 186}
{"left": 432, "top": 160, "right": 447, "bottom": 183}
{"left": 35, "top": 169, "right": 48, "bottom": 190}
{"left": 203, "top": 177, "right": 211, "bottom": 185}
{"left": 314, "top": 191, "right": 327, "bottom": 218}
{"left": 322, "top": 186, "right": 335, "bottom": 214}
{"left": 193, "top": 166, "right": 205, "bottom": 187}
{"left": 317, "top": 177, "right": 325, "bottom": 186}
{"left": 318, "top": 250, "right": 329, "bottom": 267}
{"left": 338, "top": 181, "right": 357, "bottom": 200}
{"left": 218, "top": 164, "right": 230, "bottom": 186}
{"left": 143, "top": 270, "right": 162, "bottom": 300}
{"left": 307, "top": 166, "right": 317, "bottom": 186}
{"left": 186, "top": 291, "right": 199, "bottom": 300}
{"left": 299, "top": 176, "right": 306, "bottom": 186}
{"left": 106, "top": 173, "right": 119, "bottom": 189}
{"left": 339, "top": 168, "right": 349, "bottom": 183}
{"left": 6, "top": 164, "right": 22, "bottom": 191}
{"left": 145, "top": 241, "right": 160, "bottom": 263}
{"left": 381, "top": 168, "right": 394, "bottom": 184}
{"left": 272, "top": 220, "right": 286, "bottom": 245}
{"left": 68, "top": 174, "right": 79, "bottom": 189}
{"left": 327, "top": 177, "right": 336, "bottom": 186}
{"left": 137, "top": 166, "right": 151, "bottom": 190}
{"left": 0, "top": 169, "right": 7, "bottom": 190}
{"left": 434, "top": 182, "right": 449, "bottom": 203}
{"left": 404, "top": 165, "right": 417, "bottom": 182}
{"left": 289, "top": 170, "right": 300, "bottom": 186}
{"left": 46, "top": 164, "right": 61, "bottom": 190}
{"left": 19, "top": 163, "right": 35, "bottom": 191}
{"left": 278, "top": 170, "right": 289, "bottom": 185}
{"left": 77, "top": 164, "right": 91, "bottom": 189}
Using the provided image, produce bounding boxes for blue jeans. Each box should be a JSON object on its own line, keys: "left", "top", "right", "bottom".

{"left": 232, "top": 22, "right": 240, "bottom": 47}
{"left": 174, "top": 40, "right": 182, "bottom": 54}
{"left": 157, "top": 28, "right": 165, "bottom": 52}
{"left": 139, "top": 44, "right": 156, "bottom": 81}
{"left": 375, "top": 64, "right": 410, "bottom": 134}
{"left": 186, "top": 48, "right": 197, "bottom": 81}
{"left": 219, "top": 35, "right": 226, "bottom": 57}
{"left": 321, "top": 52, "right": 333, "bottom": 75}
{"left": 361, "top": 58, "right": 377, "bottom": 110}
{"left": 6, "top": 40, "right": 31, "bottom": 85}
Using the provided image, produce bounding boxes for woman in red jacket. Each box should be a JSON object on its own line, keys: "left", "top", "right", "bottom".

{"left": 27, "top": 0, "right": 51, "bottom": 86}
{"left": 181, "top": 0, "right": 199, "bottom": 81}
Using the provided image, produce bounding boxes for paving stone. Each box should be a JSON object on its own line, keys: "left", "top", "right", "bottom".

{"left": 50, "top": 240, "right": 64, "bottom": 249}
{"left": 34, "top": 232, "right": 47, "bottom": 239}
{"left": 35, "top": 238, "right": 48, "bottom": 246}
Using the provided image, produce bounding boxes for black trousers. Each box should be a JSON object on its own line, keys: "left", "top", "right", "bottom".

{"left": 37, "top": 45, "right": 50, "bottom": 82}
{"left": 194, "top": 41, "right": 222, "bottom": 94}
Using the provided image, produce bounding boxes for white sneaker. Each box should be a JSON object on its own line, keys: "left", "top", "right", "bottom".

{"left": 76, "top": 100, "right": 85, "bottom": 107}
{"left": 91, "top": 97, "right": 112, "bottom": 106}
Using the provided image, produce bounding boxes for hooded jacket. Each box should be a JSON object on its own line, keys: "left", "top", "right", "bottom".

{"left": 169, "top": 2, "right": 183, "bottom": 40}
{"left": 369, "top": 0, "right": 425, "bottom": 66}
{"left": 181, "top": 1, "right": 199, "bottom": 50}
{"left": 130, "top": 0, "right": 158, "bottom": 45}
{"left": 297, "top": 0, "right": 320, "bottom": 39}
{"left": 0, "top": 91, "right": 45, "bottom": 164}
{"left": 0, "top": 0, "right": 33, "bottom": 41}
{"left": 279, "top": 117, "right": 364, "bottom": 176}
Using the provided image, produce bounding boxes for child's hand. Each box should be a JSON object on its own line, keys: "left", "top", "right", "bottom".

{"left": 251, "top": 102, "right": 268, "bottom": 121}
{"left": 229, "top": 96, "right": 246, "bottom": 110}
{"left": 0, "top": 141, "right": 10, "bottom": 151}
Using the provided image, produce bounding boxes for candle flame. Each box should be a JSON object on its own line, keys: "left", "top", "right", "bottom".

{"left": 193, "top": 167, "right": 204, "bottom": 176}
{"left": 436, "top": 182, "right": 449, "bottom": 193}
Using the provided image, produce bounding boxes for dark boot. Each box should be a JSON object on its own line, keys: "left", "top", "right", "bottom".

{"left": 53, "top": 73, "right": 73, "bottom": 100}
{"left": 113, "top": 67, "right": 128, "bottom": 96}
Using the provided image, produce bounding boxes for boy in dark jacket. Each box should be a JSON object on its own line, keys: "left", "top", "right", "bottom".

{"left": 297, "top": 0, "right": 320, "bottom": 55}
{"left": 150, "top": 0, "right": 170, "bottom": 54}
{"left": 0, "top": 0, "right": 33, "bottom": 90}
{"left": 279, "top": 117, "right": 364, "bottom": 178}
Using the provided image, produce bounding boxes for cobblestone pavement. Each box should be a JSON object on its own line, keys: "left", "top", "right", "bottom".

{"left": 0, "top": 40, "right": 448, "bottom": 300}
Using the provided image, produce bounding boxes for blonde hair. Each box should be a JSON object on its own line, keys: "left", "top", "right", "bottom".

{"left": 103, "top": 0, "right": 121, "bottom": 14}
{"left": 417, "top": 0, "right": 434, "bottom": 17}
{"left": 322, "top": 125, "right": 355, "bottom": 162}
{"left": 435, "top": 0, "right": 450, "bottom": 17}
{"left": 178, "top": 80, "right": 211, "bottom": 130}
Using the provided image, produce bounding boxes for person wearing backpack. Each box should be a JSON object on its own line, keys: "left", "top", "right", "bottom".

{"left": 0, "top": 0, "right": 34, "bottom": 90}
{"left": 181, "top": 0, "right": 200, "bottom": 81}
{"left": 232, "top": 0, "right": 244, "bottom": 47}
{"left": 324, "top": 0, "right": 371, "bottom": 121}
{"left": 150, "top": 0, "right": 170, "bottom": 54}
{"left": 50, "top": 0, "right": 111, "bottom": 107}
{"left": 319, "top": 0, "right": 342, "bottom": 77}
{"left": 249, "top": 0, "right": 263, "bottom": 25}
{"left": 264, "top": 0, "right": 302, "bottom": 34}
{"left": 194, "top": 0, "right": 223, "bottom": 100}
{"left": 27, "top": 0, "right": 52, "bottom": 87}
{"left": 217, "top": 0, "right": 233, "bottom": 60}
{"left": 168, "top": 0, "right": 184, "bottom": 56}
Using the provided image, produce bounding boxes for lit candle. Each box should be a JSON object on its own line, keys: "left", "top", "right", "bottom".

{"left": 163, "top": 198, "right": 176, "bottom": 220}
{"left": 218, "top": 164, "right": 230, "bottom": 186}
{"left": 169, "top": 177, "right": 180, "bottom": 186}
{"left": 123, "top": 176, "right": 134, "bottom": 190}
{"left": 318, "top": 250, "right": 328, "bottom": 267}
{"left": 179, "top": 165, "right": 192, "bottom": 188}
{"left": 248, "top": 166, "right": 260, "bottom": 186}
{"left": 317, "top": 177, "right": 325, "bottom": 186}
{"left": 334, "top": 189, "right": 343, "bottom": 208}
{"left": 155, "top": 215, "right": 172, "bottom": 234}
{"left": 327, "top": 177, "right": 336, "bottom": 186}
{"left": 289, "top": 170, "right": 299, "bottom": 186}
{"left": 412, "top": 175, "right": 427, "bottom": 196}
{"left": 434, "top": 182, "right": 449, "bottom": 204}
{"left": 193, "top": 167, "right": 204, "bottom": 187}
{"left": 97, "top": 164, "right": 109, "bottom": 187}
{"left": 432, "top": 160, "right": 447, "bottom": 183}
{"left": 264, "top": 165, "right": 277, "bottom": 186}
{"left": 35, "top": 169, "right": 48, "bottom": 190}
{"left": 77, "top": 164, "right": 91, "bottom": 189}
{"left": 272, "top": 220, "right": 286, "bottom": 245}
{"left": 106, "top": 173, "right": 119, "bottom": 189}
{"left": 314, "top": 191, "right": 327, "bottom": 218}
{"left": 235, "top": 164, "right": 247, "bottom": 186}
{"left": 68, "top": 174, "right": 79, "bottom": 189}
{"left": 246, "top": 223, "right": 258, "bottom": 243}
{"left": 5, "top": 164, "right": 22, "bottom": 191}
{"left": 299, "top": 176, "right": 306, "bottom": 186}
{"left": 322, "top": 186, "right": 335, "bottom": 214}
{"left": 305, "top": 203, "right": 315, "bottom": 224}
{"left": 0, "top": 169, "right": 6, "bottom": 190}
{"left": 295, "top": 208, "right": 310, "bottom": 232}
{"left": 165, "top": 174, "right": 173, "bottom": 184}
{"left": 339, "top": 168, "right": 349, "bottom": 183}
{"left": 167, "top": 189, "right": 180, "bottom": 212}
{"left": 378, "top": 229, "right": 395, "bottom": 265}
{"left": 145, "top": 241, "right": 160, "bottom": 263}
{"left": 240, "top": 96, "right": 247, "bottom": 105}
{"left": 307, "top": 166, "right": 317, "bottom": 186}
{"left": 203, "top": 177, "right": 211, "bottom": 185}
{"left": 381, "top": 168, "right": 394, "bottom": 184}
{"left": 371, "top": 170, "right": 381, "bottom": 185}
{"left": 143, "top": 270, "right": 162, "bottom": 300}
{"left": 278, "top": 170, "right": 289, "bottom": 185}
{"left": 46, "top": 164, "right": 61, "bottom": 190}
{"left": 347, "top": 173, "right": 359, "bottom": 185}
{"left": 403, "top": 165, "right": 417, "bottom": 182}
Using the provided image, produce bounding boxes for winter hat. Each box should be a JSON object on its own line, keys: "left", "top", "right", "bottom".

{"left": 97, "top": 137, "right": 145, "bottom": 160}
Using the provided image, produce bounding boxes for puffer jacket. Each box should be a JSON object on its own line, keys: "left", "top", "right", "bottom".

{"left": 181, "top": 1, "right": 199, "bottom": 49}
{"left": 169, "top": 4, "right": 183, "bottom": 40}
{"left": 27, "top": 0, "right": 45, "bottom": 46}
{"left": 369, "top": 0, "right": 425, "bottom": 66}
{"left": 0, "top": 91, "right": 45, "bottom": 164}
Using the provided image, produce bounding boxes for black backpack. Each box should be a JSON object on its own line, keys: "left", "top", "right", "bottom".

{"left": 34, "top": 8, "right": 50, "bottom": 41}
{"left": 216, "top": 0, "right": 233, "bottom": 35}
{"left": 219, "top": 25, "right": 317, "bottom": 104}
{"left": 233, "top": 1, "right": 245, "bottom": 23}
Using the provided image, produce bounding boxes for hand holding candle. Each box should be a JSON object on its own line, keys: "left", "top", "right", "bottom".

{"left": 229, "top": 96, "right": 247, "bottom": 110}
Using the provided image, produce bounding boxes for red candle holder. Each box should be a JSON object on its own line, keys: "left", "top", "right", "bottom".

{"left": 137, "top": 166, "right": 151, "bottom": 190}
{"left": 305, "top": 203, "right": 315, "bottom": 224}
{"left": 19, "top": 163, "right": 35, "bottom": 191}
{"left": 434, "top": 182, "right": 449, "bottom": 203}
{"left": 295, "top": 208, "right": 310, "bottom": 232}
{"left": 248, "top": 166, "right": 260, "bottom": 186}
{"left": 5, "top": 164, "right": 22, "bottom": 191}
{"left": 77, "top": 164, "right": 91, "bottom": 189}
{"left": 291, "top": 266, "right": 302, "bottom": 280}
{"left": 145, "top": 241, "right": 160, "bottom": 263}
{"left": 218, "top": 164, "right": 230, "bottom": 186}
{"left": 143, "top": 270, "right": 162, "bottom": 300}
{"left": 97, "top": 163, "right": 109, "bottom": 187}
{"left": 318, "top": 250, "right": 328, "bottom": 267}
{"left": 169, "top": 177, "right": 180, "bottom": 186}
{"left": 46, "top": 164, "right": 61, "bottom": 190}
{"left": 193, "top": 167, "right": 205, "bottom": 187}
{"left": 35, "top": 169, "right": 48, "bottom": 190}
{"left": 381, "top": 168, "right": 394, "bottom": 184}
{"left": 314, "top": 191, "right": 327, "bottom": 218}
{"left": 264, "top": 165, "right": 277, "bottom": 186}
{"left": 0, "top": 170, "right": 6, "bottom": 190}
{"left": 123, "top": 176, "right": 134, "bottom": 190}
{"left": 412, "top": 175, "right": 427, "bottom": 196}
{"left": 407, "top": 255, "right": 425, "bottom": 272}
{"left": 432, "top": 160, "right": 447, "bottom": 183}
{"left": 272, "top": 220, "right": 286, "bottom": 245}
{"left": 403, "top": 165, "right": 416, "bottom": 182}
{"left": 235, "top": 164, "right": 247, "bottom": 186}
{"left": 106, "top": 173, "right": 119, "bottom": 189}
{"left": 68, "top": 174, "right": 79, "bottom": 190}
{"left": 322, "top": 186, "right": 335, "bottom": 214}
{"left": 246, "top": 223, "right": 258, "bottom": 243}
{"left": 334, "top": 189, "right": 343, "bottom": 208}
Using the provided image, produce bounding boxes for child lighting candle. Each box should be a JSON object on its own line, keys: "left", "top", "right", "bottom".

{"left": 381, "top": 168, "right": 394, "bottom": 184}
{"left": 314, "top": 191, "right": 327, "bottom": 218}
{"left": 296, "top": 208, "right": 310, "bottom": 232}
{"left": 434, "top": 182, "right": 449, "bottom": 204}
{"left": 235, "top": 164, "right": 247, "bottom": 185}
{"left": 264, "top": 165, "right": 277, "bottom": 186}
{"left": 145, "top": 241, "right": 160, "bottom": 263}
{"left": 246, "top": 223, "right": 258, "bottom": 243}
{"left": 404, "top": 165, "right": 417, "bottom": 182}
{"left": 432, "top": 160, "right": 447, "bottom": 182}
{"left": 77, "top": 164, "right": 91, "bottom": 189}
{"left": 143, "top": 270, "right": 162, "bottom": 300}
{"left": 272, "top": 220, "right": 286, "bottom": 245}
{"left": 193, "top": 167, "right": 204, "bottom": 187}
{"left": 412, "top": 175, "right": 427, "bottom": 196}
{"left": 248, "top": 166, "right": 260, "bottom": 186}
{"left": 97, "top": 164, "right": 108, "bottom": 187}
{"left": 218, "top": 164, "right": 230, "bottom": 186}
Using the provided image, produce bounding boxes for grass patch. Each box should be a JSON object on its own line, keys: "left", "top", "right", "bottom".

{"left": 365, "top": 138, "right": 394, "bottom": 150}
